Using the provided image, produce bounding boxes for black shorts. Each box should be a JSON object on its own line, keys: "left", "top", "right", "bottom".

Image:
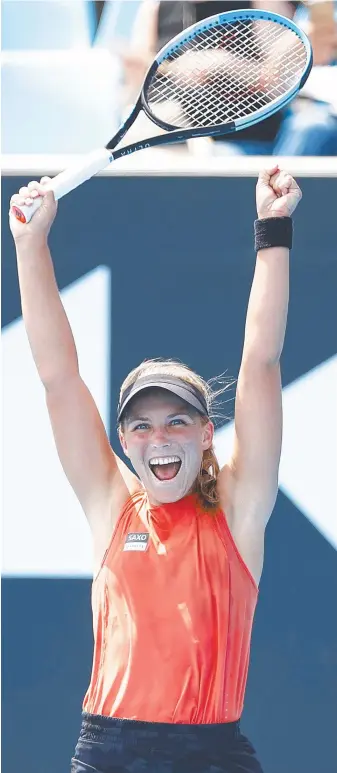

{"left": 71, "top": 712, "right": 264, "bottom": 773}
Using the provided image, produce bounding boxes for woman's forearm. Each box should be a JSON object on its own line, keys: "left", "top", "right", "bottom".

{"left": 16, "top": 236, "right": 79, "bottom": 388}
{"left": 242, "top": 247, "right": 289, "bottom": 366}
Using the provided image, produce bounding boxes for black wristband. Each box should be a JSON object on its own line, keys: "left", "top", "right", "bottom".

{"left": 254, "top": 216, "right": 293, "bottom": 252}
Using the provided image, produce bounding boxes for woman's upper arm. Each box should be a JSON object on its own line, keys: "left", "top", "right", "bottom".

{"left": 218, "top": 359, "right": 282, "bottom": 531}
{"left": 45, "top": 374, "right": 140, "bottom": 526}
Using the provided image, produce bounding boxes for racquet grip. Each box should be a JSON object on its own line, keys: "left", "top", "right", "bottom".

{"left": 11, "top": 148, "right": 113, "bottom": 224}
{"left": 11, "top": 196, "right": 43, "bottom": 224}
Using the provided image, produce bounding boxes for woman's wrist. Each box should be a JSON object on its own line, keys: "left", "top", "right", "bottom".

{"left": 14, "top": 233, "right": 49, "bottom": 254}
{"left": 254, "top": 216, "right": 293, "bottom": 252}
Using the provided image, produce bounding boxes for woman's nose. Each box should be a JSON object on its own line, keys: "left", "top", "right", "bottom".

{"left": 151, "top": 426, "right": 169, "bottom": 445}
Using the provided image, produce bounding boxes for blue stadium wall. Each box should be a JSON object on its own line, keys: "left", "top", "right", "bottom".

{"left": 2, "top": 174, "right": 337, "bottom": 773}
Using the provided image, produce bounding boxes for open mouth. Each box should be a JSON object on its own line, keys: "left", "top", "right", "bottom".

{"left": 149, "top": 456, "right": 182, "bottom": 481}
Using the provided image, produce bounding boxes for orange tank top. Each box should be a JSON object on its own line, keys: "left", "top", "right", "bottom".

{"left": 83, "top": 491, "right": 258, "bottom": 724}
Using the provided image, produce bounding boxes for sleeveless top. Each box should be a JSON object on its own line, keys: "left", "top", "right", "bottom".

{"left": 83, "top": 491, "right": 258, "bottom": 724}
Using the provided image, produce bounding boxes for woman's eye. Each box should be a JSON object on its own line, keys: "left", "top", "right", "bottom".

{"left": 133, "top": 423, "right": 150, "bottom": 431}
{"left": 170, "top": 419, "right": 186, "bottom": 426}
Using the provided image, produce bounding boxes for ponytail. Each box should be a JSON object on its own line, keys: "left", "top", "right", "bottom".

{"left": 196, "top": 445, "right": 220, "bottom": 509}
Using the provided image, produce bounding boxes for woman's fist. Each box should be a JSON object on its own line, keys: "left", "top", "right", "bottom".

{"left": 9, "top": 177, "right": 57, "bottom": 242}
{"left": 256, "top": 166, "right": 302, "bottom": 219}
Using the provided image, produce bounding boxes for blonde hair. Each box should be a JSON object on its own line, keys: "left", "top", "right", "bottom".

{"left": 119, "top": 358, "right": 233, "bottom": 510}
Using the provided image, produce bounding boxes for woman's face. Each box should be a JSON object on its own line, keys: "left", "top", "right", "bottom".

{"left": 119, "top": 388, "right": 213, "bottom": 505}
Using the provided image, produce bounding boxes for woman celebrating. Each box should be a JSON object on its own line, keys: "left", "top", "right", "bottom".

{"left": 9, "top": 166, "right": 301, "bottom": 772}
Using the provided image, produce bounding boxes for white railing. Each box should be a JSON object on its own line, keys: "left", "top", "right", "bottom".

{"left": 3, "top": 152, "right": 337, "bottom": 177}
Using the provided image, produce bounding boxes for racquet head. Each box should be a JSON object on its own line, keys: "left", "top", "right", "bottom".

{"left": 11, "top": 10, "right": 312, "bottom": 224}
{"left": 139, "top": 9, "right": 312, "bottom": 134}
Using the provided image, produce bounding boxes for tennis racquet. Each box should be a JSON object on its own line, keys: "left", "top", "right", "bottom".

{"left": 12, "top": 9, "right": 312, "bottom": 224}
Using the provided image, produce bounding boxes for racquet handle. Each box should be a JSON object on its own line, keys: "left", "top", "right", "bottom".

{"left": 11, "top": 148, "right": 113, "bottom": 224}
{"left": 12, "top": 195, "right": 45, "bottom": 224}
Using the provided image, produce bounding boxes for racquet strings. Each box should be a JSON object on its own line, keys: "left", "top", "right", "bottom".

{"left": 145, "top": 18, "right": 308, "bottom": 128}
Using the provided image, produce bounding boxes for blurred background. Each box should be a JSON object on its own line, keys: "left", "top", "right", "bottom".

{"left": 1, "top": 2, "right": 337, "bottom": 773}
{"left": 2, "top": 0, "right": 337, "bottom": 155}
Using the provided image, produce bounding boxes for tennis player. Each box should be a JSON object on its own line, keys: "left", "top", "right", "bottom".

{"left": 9, "top": 166, "right": 302, "bottom": 772}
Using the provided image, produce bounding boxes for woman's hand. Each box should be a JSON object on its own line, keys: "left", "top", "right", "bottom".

{"left": 256, "top": 166, "right": 302, "bottom": 219}
{"left": 9, "top": 177, "right": 57, "bottom": 243}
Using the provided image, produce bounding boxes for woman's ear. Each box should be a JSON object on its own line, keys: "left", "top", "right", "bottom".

{"left": 202, "top": 420, "right": 214, "bottom": 451}
{"left": 118, "top": 428, "right": 129, "bottom": 458}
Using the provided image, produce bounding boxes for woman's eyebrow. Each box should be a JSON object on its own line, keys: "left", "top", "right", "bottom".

{"left": 127, "top": 411, "right": 192, "bottom": 424}
{"left": 166, "top": 411, "right": 193, "bottom": 419}
{"left": 127, "top": 415, "right": 150, "bottom": 423}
